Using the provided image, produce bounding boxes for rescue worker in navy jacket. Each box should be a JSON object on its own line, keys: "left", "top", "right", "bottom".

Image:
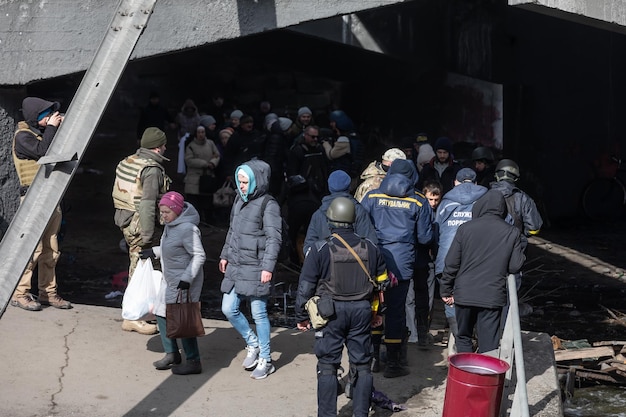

{"left": 361, "top": 159, "right": 433, "bottom": 378}
{"left": 440, "top": 190, "right": 525, "bottom": 353}
{"left": 296, "top": 197, "right": 388, "bottom": 417}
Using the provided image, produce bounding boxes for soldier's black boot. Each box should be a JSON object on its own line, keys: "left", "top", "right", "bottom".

{"left": 383, "top": 345, "right": 410, "bottom": 378}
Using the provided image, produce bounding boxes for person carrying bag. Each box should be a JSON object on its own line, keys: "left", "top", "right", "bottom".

{"left": 140, "top": 191, "right": 206, "bottom": 375}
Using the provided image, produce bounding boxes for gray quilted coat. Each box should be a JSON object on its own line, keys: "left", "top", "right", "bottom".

{"left": 220, "top": 159, "right": 282, "bottom": 297}
{"left": 153, "top": 202, "right": 205, "bottom": 308}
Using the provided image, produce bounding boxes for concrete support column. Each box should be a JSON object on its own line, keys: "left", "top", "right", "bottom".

{"left": 0, "top": 88, "right": 27, "bottom": 236}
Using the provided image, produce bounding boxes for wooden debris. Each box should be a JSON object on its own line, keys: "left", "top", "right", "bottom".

{"left": 599, "top": 305, "right": 626, "bottom": 327}
{"left": 554, "top": 346, "right": 615, "bottom": 361}
{"left": 593, "top": 340, "right": 626, "bottom": 347}
{"left": 552, "top": 337, "right": 626, "bottom": 387}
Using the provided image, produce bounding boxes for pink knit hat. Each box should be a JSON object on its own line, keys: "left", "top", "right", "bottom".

{"left": 159, "top": 191, "right": 184, "bottom": 215}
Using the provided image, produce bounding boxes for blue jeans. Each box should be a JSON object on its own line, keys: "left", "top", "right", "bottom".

{"left": 221, "top": 289, "right": 271, "bottom": 360}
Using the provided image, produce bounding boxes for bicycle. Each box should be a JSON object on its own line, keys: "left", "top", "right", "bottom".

{"left": 582, "top": 155, "right": 626, "bottom": 220}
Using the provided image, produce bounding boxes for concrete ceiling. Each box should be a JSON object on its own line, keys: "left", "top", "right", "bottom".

{"left": 0, "top": 0, "right": 409, "bottom": 86}
{"left": 509, "top": 0, "right": 626, "bottom": 35}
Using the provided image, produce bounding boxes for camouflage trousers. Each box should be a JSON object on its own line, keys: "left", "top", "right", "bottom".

{"left": 121, "top": 212, "right": 161, "bottom": 279}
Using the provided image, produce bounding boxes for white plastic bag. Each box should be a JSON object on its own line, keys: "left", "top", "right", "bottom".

{"left": 177, "top": 133, "right": 188, "bottom": 174}
{"left": 122, "top": 260, "right": 158, "bottom": 320}
{"left": 151, "top": 274, "right": 167, "bottom": 317}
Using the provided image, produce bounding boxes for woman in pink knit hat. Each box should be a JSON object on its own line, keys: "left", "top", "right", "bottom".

{"left": 139, "top": 191, "right": 206, "bottom": 375}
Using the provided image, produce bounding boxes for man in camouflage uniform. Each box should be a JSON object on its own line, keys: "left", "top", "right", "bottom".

{"left": 113, "top": 127, "right": 170, "bottom": 334}
{"left": 353, "top": 148, "right": 406, "bottom": 202}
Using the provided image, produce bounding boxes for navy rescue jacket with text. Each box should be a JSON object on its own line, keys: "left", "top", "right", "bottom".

{"left": 434, "top": 182, "right": 488, "bottom": 275}
{"left": 361, "top": 170, "right": 432, "bottom": 281}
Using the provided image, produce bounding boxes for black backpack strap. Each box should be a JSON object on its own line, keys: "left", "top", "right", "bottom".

{"left": 258, "top": 194, "right": 273, "bottom": 227}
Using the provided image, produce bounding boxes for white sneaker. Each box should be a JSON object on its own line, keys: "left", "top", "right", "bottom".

{"left": 242, "top": 345, "right": 260, "bottom": 370}
{"left": 250, "top": 358, "right": 275, "bottom": 380}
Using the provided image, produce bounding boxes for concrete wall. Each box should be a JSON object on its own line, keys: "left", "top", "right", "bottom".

{"left": 0, "top": 88, "right": 27, "bottom": 236}
{"left": 0, "top": 0, "right": 407, "bottom": 85}
{"left": 509, "top": 0, "right": 626, "bottom": 35}
{"left": 504, "top": 6, "right": 626, "bottom": 220}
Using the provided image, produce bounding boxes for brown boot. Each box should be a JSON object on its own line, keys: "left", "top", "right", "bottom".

{"left": 39, "top": 294, "right": 72, "bottom": 309}
{"left": 11, "top": 294, "right": 42, "bottom": 311}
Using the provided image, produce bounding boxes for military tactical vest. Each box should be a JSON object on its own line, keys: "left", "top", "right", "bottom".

{"left": 319, "top": 236, "right": 373, "bottom": 302}
{"left": 12, "top": 122, "right": 42, "bottom": 187}
{"left": 112, "top": 154, "right": 169, "bottom": 211}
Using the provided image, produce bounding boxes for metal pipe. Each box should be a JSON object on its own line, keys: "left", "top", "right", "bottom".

{"left": 508, "top": 273, "right": 530, "bottom": 417}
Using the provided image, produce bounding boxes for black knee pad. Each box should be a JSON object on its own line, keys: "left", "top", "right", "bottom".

{"left": 345, "top": 363, "right": 372, "bottom": 399}
{"left": 317, "top": 363, "right": 344, "bottom": 396}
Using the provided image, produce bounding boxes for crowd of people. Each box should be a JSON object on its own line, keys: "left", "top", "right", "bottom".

{"left": 10, "top": 94, "right": 543, "bottom": 415}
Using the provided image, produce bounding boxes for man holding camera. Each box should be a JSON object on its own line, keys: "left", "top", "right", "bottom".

{"left": 295, "top": 197, "right": 388, "bottom": 417}
{"left": 11, "top": 97, "right": 72, "bottom": 311}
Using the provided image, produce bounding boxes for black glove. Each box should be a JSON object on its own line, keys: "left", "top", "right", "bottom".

{"left": 177, "top": 280, "right": 190, "bottom": 290}
{"left": 139, "top": 248, "right": 155, "bottom": 259}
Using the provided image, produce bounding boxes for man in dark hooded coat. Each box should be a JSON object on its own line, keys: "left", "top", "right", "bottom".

{"left": 439, "top": 189, "right": 525, "bottom": 353}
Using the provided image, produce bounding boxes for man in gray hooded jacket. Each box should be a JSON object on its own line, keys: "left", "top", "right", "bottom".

{"left": 219, "top": 159, "right": 282, "bottom": 380}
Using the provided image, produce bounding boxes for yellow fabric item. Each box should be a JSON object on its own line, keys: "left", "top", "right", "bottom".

{"left": 12, "top": 122, "right": 42, "bottom": 187}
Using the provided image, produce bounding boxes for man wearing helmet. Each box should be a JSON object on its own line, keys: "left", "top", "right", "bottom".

{"left": 471, "top": 146, "right": 496, "bottom": 187}
{"left": 353, "top": 147, "right": 406, "bottom": 202}
{"left": 295, "top": 197, "right": 388, "bottom": 417}
{"left": 490, "top": 159, "right": 543, "bottom": 247}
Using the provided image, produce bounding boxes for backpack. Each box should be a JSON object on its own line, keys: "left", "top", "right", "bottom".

{"left": 293, "top": 147, "right": 329, "bottom": 199}
{"left": 504, "top": 194, "right": 523, "bottom": 231}
{"left": 259, "top": 195, "right": 291, "bottom": 262}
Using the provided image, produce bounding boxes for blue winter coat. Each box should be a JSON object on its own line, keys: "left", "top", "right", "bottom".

{"left": 220, "top": 159, "right": 282, "bottom": 297}
{"left": 302, "top": 191, "right": 378, "bottom": 257}
{"left": 434, "top": 182, "right": 488, "bottom": 275}
{"left": 361, "top": 171, "right": 432, "bottom": 281}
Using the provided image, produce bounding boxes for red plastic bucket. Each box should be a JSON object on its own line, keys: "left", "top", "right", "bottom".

{"left": 442, "top": 353, "right": 510, "bottom": 417}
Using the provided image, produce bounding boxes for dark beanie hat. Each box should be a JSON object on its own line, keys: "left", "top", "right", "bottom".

{"left": 328, "top": 170, "right": 351, "bottom": 193}
{"left": 434, "top": 136, "right": 453, "bottom": 153}
{"left": 389, "top": 159, "right": 419, "bottom": 186}
{"left": 329, "top": 110, "right": 355, "bottom": 132}
{"left": 140, "top": 127, "right": 167, "bottom": 149}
